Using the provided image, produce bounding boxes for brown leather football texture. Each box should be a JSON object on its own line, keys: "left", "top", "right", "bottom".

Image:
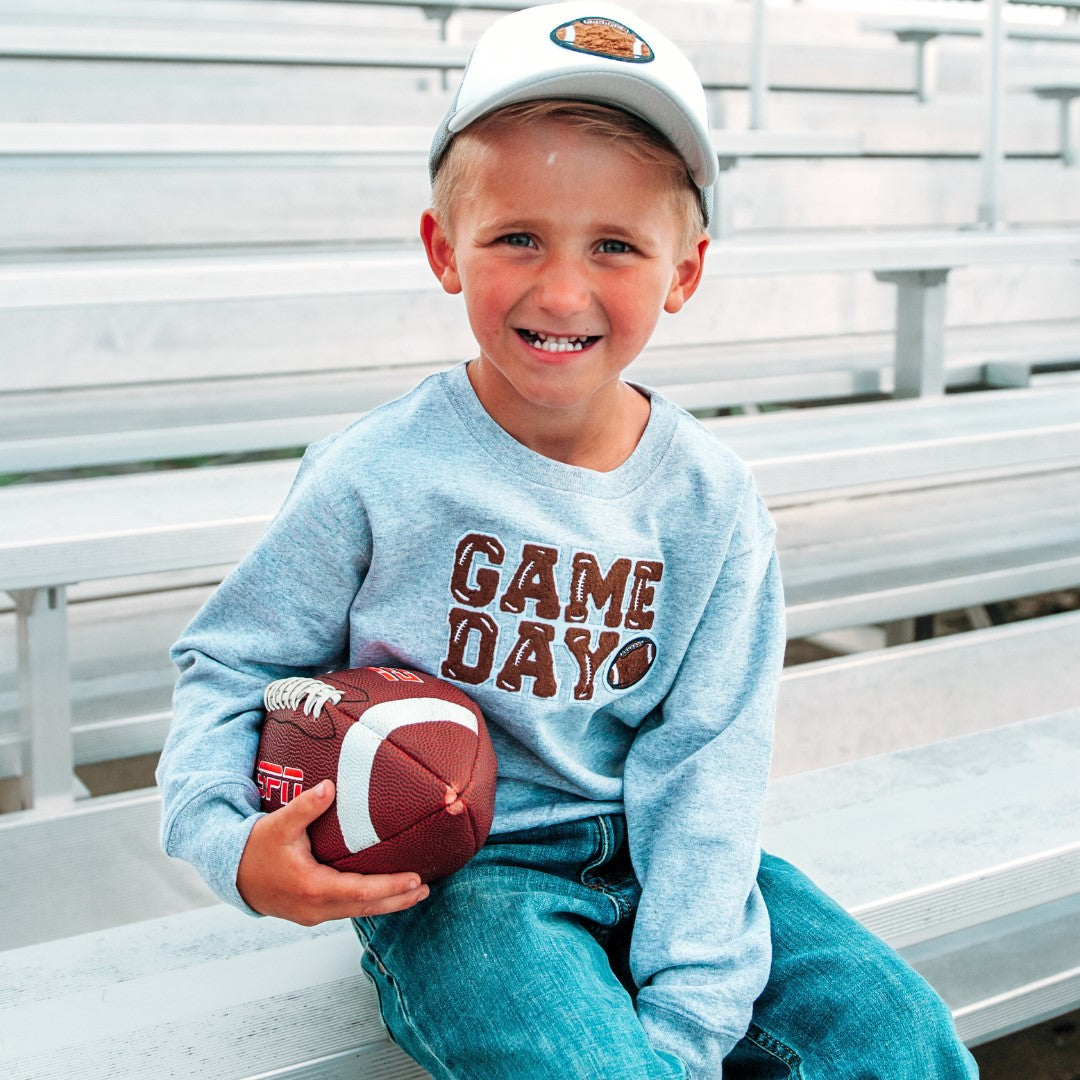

{"left": 255, "top": 666, "right": 497, "bottom": 883}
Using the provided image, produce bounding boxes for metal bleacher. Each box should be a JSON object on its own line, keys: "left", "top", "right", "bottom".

{"left": 1, "top": 0, "right": 1079, "bottom": 1076}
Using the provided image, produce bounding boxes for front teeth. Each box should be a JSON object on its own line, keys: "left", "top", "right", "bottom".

{"left": 520, "top": 330, "right": 594, "bottom": 353}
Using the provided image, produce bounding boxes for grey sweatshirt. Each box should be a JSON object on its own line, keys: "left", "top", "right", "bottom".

{"left": 158, "top": 361, "right": 785, "bottom": 1072}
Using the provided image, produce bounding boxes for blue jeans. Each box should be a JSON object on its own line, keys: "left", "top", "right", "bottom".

{"left": 354, "top": 815, "right": 978, "bottom": 1079}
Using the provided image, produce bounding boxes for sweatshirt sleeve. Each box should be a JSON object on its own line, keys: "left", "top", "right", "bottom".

{"left": 623, "top": 485, "right": 785, "bottom": 1076}
{"left": 156, "top": 445, "right": 371, "bottom": 913}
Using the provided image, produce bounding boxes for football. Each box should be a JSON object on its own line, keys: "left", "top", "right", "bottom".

{"left": 606, "top": 636, "right": 657, "bottom": 690}
{"left": 255, "top": 666, "right": 497, "bottom": 883}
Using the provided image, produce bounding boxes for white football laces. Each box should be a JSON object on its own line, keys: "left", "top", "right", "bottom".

{"left": 263, "top": 677, "right": 344, "bottom": 718}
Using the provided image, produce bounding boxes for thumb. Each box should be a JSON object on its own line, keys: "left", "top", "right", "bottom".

{"left": 277, "top": 778, "right": 336, "bottom": 833}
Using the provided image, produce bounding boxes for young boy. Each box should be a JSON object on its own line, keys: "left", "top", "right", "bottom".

{"left": 158, "top": 3, "right": 979, "bottom": 1076}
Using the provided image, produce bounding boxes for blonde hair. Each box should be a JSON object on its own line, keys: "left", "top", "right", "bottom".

{"left": 431, "top": 100, "right": 705, "bottom": 254}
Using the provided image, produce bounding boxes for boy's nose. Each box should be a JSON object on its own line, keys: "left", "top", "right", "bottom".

{"left": 533, "top": 257, "right": 591, "bottom": 318}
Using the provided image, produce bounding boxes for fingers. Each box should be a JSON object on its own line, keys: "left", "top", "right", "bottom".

{"left": 237, "top": 779, "right": 431, "bottom": 924}
{"left": 302, "top": 863, "right": 431, "bottom": 922}
{"left": 276, "top": 777, "right": 338, "bottom": 834}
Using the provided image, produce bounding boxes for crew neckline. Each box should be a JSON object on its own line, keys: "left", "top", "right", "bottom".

{"left": 439, "top": 361, "right": 678, "bottom": 500}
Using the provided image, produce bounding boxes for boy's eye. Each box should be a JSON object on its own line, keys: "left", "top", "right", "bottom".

{"left": 597, "top": 239, "right": 633, "bottom": 255}
{"left": 500, "top": 233, "right": 535, "bottom": 248}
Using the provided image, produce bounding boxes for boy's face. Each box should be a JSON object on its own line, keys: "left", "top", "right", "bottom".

{"left": 422, "top": 117, "right": 707, "bottom": 451}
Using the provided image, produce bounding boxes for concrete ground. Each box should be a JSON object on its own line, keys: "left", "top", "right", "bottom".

{"left": 971, "top": 1009, "right": 1080, "bottom": 1079}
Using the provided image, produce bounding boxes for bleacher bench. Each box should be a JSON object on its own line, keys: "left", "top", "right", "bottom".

{"left": 3, "top": 228, "right": 1078, "bottom": 478}
{"left": 1016, "top": 79, "right": 1080, "bottom": 166}
{"left": 1, "top": 702, "right": 1076, "bottom": 1076}
{"left": 0, "top": 122, "right": 864, "bottom": 246}
{"left": 4, "top": 385, "right": 1080, "bottom": 808}
{"left": 5, "top": 606, "right": 1079, "bottom": 944}
{"left": 861, "top": 15, "right": 1080, "bottom": 102}
{"left": 0, "top": 8, "right": 928, "bottom": 98}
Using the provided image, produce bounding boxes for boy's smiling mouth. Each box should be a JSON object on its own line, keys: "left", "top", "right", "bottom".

{"left": 517, "top": 329, "right": 601, "bottom": 353}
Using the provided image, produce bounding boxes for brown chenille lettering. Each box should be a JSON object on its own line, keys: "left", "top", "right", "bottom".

{"left": 566, "top": 553, "right": 632, "bottom": 628}
{"left": 441, "top": 607, "right": 499, "bottom": 685}
{"left": 450, "top": 533, "right": 505, "bottom": 608}
{"left": 499, "top": 544, "right": 561, "bottom": 620}
{"left": 625, "top": 560, "right": 663, "bottom": 630}
{"left": 564, "top": 628, "right": 621, "bottom": 701}
{"left": 495, "top": 620, "right": 558, "bottom": 698}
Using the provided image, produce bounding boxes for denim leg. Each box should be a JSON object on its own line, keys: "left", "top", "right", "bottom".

{"left": 725, "top": 852, "right": 979, "bottom": 1079}
{"left": 353, "top": 817, "right": 685, "bottom": 1080}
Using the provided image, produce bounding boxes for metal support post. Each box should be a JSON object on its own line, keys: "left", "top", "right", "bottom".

{"left": 977, "top": 0, "right": 1007, "bottom": 228}
{"left": 421, "top": 5, "right": 456, "bottom": 90}
{"left": 709, "top": 157, "right": 738, "bottom": 239}
{"left": 750, "top": 0, "right": 768, "bottom": 130}
{"left": 1056, "top": 93, "right": 1077, "bottom": 167}
{"left": 12, "top": 586, "right": 76, "bottom": 811}
{"left": 421, "top": 5, "right": 453, "bottom": 41}
{"left": 908, "top": 33, "right": 938, "bottom": 103}
{"left": 875, "top": 269, "right": 950, "bottom": 398}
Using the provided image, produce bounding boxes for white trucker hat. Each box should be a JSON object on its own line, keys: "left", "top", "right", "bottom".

{"left": 429, "top": 2, "right": 716, "bottom": 223}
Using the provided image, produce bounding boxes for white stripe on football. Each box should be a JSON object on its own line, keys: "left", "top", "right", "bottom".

{"left": 336, "top": 697, "right": 480, "bottom": 853}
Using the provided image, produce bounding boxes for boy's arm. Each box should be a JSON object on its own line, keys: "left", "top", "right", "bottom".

{"left": 623, "top": 495, "right": 784, "bottom": 1076}
{"left": 156, "top": 446, "right": 426, "bottom": 920}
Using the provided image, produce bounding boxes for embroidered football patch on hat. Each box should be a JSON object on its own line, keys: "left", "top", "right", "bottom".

{"left": 551, "top": 17, "right": 653, "bottom": 63}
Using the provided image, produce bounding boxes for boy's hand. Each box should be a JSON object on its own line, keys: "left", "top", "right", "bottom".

{"left": 237, "top": 779, "right": 429, "bottom": 925}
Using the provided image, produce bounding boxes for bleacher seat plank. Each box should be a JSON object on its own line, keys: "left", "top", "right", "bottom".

{"left": 707, "top": 385, "right": 1080, "bottom": 498}
{"left": 760, "top": 710, "right": 1080, "bottom": 948}
{"left": 0, "top": 121, "right": 864, "bottom": 158}
{"left": 5, "top": 230, "right": 1076, "bottom": 309}
{"left": 0, "top": 122, "right": 864, "bottom": 249}
{"left": 773, "top": 608, "right": 1080, "bottom": 775}
{"left": 0, "top": 460, "right": 297, "bottom": 591}
{"left": 862, "top": 14, "right": 1080, "bottom": 45}
{"left": 0, "top": 19, "right": 924, "bottom": 97}
{"left": 0, "top": 25, "right": 473, "bottom": 70}
{"left": 0, "top": 905, "right": 427, "bottom": 1080}
{"left": 3, "top": 343, "right": 1070, "bottom": 474}
{"left": 4, "top": 388, "right": 1078, "bottom": 590}
{"left": 778, "top": 465, "right": 1080, "bottom": 636}
{"left": 2, "top": 230, "right": 1076, "bottom": 407}
{"left": 3, "top": 317, "right": 1075, "bottom": 475}
{"left": 0, "top": 121, "right": 865, "bottom": 252}
{"left": 0, "top": 789, "right": 214, "bottom": 950}
{"left": 2, "top": 612, "right": 1075, "bottom": 948}
{"left": 713, "top": 87, "right": 1073, "bottom": 158}
{"left": 1, "top": 711, "right": 1075, "bottom": 1075}
{"left": 906, "top": 894, "right": 1080, "bottom": 1046}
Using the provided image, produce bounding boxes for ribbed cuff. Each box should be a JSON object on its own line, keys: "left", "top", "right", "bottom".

{"left": 638, "top": 997, "right": 742, "bottom": 1080}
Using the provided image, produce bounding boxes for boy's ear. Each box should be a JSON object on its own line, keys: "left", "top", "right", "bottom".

{"left": 663, "top": 233, "right": 710, "bottom": 315}
{"left": 420, "top": 209, "right": 462, "bottom": 295}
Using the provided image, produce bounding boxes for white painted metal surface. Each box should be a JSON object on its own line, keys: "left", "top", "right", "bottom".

{"left": 0, "top": 905, "right": 428, "bottom": 1079}
{"left": 774, "top": 609, "right": 1080, "bottom": 775}
{"left": 761, "top": 710, "right": 1080, "bottom": 947}
{"left": 5, "top": 230, "right": 1077, "bottom": 309}
{"left": 1, "top": 713, "right": 1075, "bottom": 1074}
{"left": 3, "top": 388, "right": 1079, "bottom": 591}
{"left": 708, "top": 385, "right": 1080, "bottom": 496}
{"left": 0, "top": 25, "right": 472, "bottom": 68}
{"left": 777, "top": 465, "right": 1080, "bottom": 636}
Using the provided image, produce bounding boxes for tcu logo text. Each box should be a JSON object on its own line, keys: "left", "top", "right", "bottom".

{"left": 257, "top": 760, "right": 304, "bottom": 805}
{"left": 371, "top": 667, "right": 424, "bottom": 683}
